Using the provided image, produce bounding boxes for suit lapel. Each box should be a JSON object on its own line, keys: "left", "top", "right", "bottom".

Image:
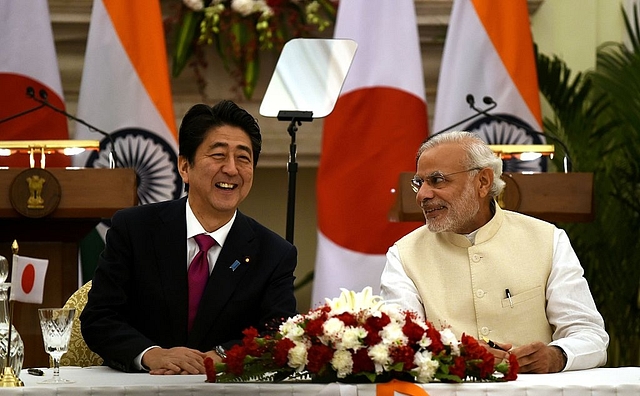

{"left": 188, "top": 211, "right": 257, "bottom": 346}
{"left": 154, "top": 198, "right": 189, "bottom": 343}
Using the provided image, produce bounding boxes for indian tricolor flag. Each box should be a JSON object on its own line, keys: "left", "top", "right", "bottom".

{"left": 433, "top": 0, "right": 545, "bottom": 172}
{"left": 312, "top": 0, "right": 428, "bottom": 305}
{"left": 0, "top": 1, "right": 69, "bottom": 168}
{"left": 73, "top": 0, "right": 182, "bottom": 281}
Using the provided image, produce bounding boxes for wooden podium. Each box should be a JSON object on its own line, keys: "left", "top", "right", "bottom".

{"left": 0, "top": 168, "right": 137, "bottom": 368}
{"left": 389, "top": 172, "right": 595, "bottom": 223}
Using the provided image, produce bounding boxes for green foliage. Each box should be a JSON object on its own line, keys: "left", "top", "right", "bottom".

{"left": 536, "top": 6, "right": 640, "bottom": 367}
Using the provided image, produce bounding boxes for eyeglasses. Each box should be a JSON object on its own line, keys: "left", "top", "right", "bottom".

{"left": 410, "top": 168, "right": 482, "bottom": 193}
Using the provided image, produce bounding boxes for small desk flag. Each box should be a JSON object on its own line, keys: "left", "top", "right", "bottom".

{"left": 10, "top": 255, "right": 48, "bottom": 304}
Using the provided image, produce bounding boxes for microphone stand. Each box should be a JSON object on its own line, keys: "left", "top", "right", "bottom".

{"left": 26, "top": 87, "right": 120, "bottom": 169}
{"left": 277, "top": 110, "right": 313, "bottom": 244}
{"left": 467, "top": 95, "right": 572, "bottom": 173}
{"left": 432, "top": 96, "right": 498, "bottom": 136}
{"left": 0, "top": 104, "right": 46, "bottom": 125}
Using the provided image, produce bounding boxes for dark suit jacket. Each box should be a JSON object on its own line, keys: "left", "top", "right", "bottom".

{"left": 80, "top": 197, "right": 297, "bottom": 372}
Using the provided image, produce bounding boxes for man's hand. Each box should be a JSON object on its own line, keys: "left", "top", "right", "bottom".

{"left": 510, "top": 342, "right": 566, "bottom": 373}
{"left": 142, "top": 347, "right": 207, "bottom": 375}
{"left": 204, "top": 350, "right": 224, "bottom": 364}
{"left": 480, "top": 339, "right": 513, "bottom": 366}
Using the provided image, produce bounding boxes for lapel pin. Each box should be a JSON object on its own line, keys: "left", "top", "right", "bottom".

{"left": 230, "top": 260, "right": 241, "bottom": 271}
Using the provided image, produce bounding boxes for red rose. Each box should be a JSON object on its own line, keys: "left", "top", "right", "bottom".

{"left": 390, "top": 345, "right": 415, "bottom": 370}
{"left": 334, "top": 312, "right": 357, "bottom": 327}
{"left": 242, "top": 327, "right": 262, "bottom": 357}
{"left": 363, "top": 323, "right": 382, "bottom": 345}
{"left": 305, "top": 313, "right": 328, "bottom": 338}
{"left": 204, "top": 356, "right": 216, "bottom": 382}
{"left": 273, "top": 338, "right": 295, "bottom": 367}
{"left": 504, "top": 353, "right": 519, "bottom": 381}
{"left": 365, "top": 312, "right": 391, "bottom": 332}
{"left": 425, "top": 322, "right": 444, "bottom": 354}
{"left": 306, "top": 343, "right": 334, "bottom": 374}
{"left": 449, "top": 356, "right": 467, "bottom": 379}
{"left": 225, "top": 344, "right": 248, "bottom": 376}
{"left": 402, "top": 318, "right": 426, "bottom": 344}
{"left": 351, "top": 348, "right": 375, "bottom": 374}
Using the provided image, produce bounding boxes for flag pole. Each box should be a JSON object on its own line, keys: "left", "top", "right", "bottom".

{"left": 0, "top": 240, "right": 23, "bottom": 387}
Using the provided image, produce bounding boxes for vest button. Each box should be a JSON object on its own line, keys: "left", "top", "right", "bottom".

{"left": 481, "top": 327, "right": 490, "bottom": 336}
{"left": 472, "top": 254, "right": 481, "bottom": 262}
{"left": 476, "top": 289, "right": 485, "bottom": 298}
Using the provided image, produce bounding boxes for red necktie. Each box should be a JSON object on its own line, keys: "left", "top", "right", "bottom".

{"left": 188, "top": 234, "right": 216, "bottom": 331}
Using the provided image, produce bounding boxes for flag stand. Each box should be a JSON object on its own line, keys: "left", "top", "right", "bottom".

{"left": 0, "top": 241, "right": 23, "bottom": 387}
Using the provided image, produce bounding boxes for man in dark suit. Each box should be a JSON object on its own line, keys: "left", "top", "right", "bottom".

{"left": 81, "top": 100, "right": 297, "bottom": 374}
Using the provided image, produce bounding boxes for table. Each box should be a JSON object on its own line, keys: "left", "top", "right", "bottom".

{"left": 3, "top": 366, "right": 638, "bottom": 395}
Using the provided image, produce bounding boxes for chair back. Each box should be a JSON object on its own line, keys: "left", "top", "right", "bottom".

{"left": 60, "top": 280, "right": 104, "bottom": 367}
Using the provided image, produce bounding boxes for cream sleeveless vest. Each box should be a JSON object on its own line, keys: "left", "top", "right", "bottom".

{"left": 395, "top": 205, "right": 555, "bottom": 347}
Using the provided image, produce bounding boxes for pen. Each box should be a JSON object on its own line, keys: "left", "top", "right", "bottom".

{"left": 505, "top": 288, "right": 513, "bottom": 308}
{"left": 28, "top": 368, "right": 44, "bottom": 376}
{"left": 483, "top": 338, "right": 508, "bottom": 352}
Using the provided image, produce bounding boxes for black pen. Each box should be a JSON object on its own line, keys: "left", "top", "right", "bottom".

{"left": 484, "top": 338, "right": 508, "bottom": 352}
{"left": 28, "top": 368, "right": 44, "bottom": 376}
{"left": 505, "top": 288, "right": 513, "bottom": 308}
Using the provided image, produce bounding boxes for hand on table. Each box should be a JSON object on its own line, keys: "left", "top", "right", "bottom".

{"left": 510, "top": 342, "right": 566, "bottom": 373}
{"left": 142, "top": 346, "right": 207, "bottom": 375}
{"left": 480, "top": 339, "right": 513, "bottom": 366}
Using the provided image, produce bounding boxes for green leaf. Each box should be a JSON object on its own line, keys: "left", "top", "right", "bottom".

{"left": 172, "top": 10, "right": 203, "bottom": 78}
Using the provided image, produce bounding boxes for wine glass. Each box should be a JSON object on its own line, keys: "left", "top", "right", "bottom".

{"left": 0, "top": 255, "right": 8, "bottom": 283}
{"left": 38, "top": 308, "right": 76, "bottom": 384}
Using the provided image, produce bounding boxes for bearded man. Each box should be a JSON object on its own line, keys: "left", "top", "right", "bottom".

{"left": 380, "top": 131, "right": 608, "bottom": 374}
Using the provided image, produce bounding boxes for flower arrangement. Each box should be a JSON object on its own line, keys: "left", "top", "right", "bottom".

{"left": 204, "top": 287, "right": 518, "bottom": 383}
{"left": 169, "top": 0, "right": 338, "bottom": 100}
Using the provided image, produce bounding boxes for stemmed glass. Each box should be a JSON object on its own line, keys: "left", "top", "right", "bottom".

{"left": 38, "top": 308, "right": 76, "bottom": 384}
{"left": 0, "top": 255, "right": 8, "bottom": 283}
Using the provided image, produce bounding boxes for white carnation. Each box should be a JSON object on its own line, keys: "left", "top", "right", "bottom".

{"left": 380, "top": 322, "right": 408, "bottom": 346}
{"left": 440, "top": 328, "right": 460, "bottom": 356}
{"left": 413, "top": 350, "right": 439, "bottom": 383}
{"left": 182, "top": 0, "right": 204, "bottom": 11}
{"left": 331, "top": 349, "right": 354, "bottom": 378}
{"left": 323, "top": 317, "right": 345, "bottom": 340}
{"left": 287, "top": 341, "right": 308, "bottom": 371}
{"left": 279, "top": 316, "right": 305, "bottom": 340}
{"left": 230, "top": 0, "right": 269, "bottom": 16}
{"left": 339, "top": 326, "right": 367, "bottom": 350}
{"left": 368, "top": 343, "right": 390, "bottom": 370}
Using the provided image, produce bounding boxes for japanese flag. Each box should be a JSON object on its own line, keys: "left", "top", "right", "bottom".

{"left": 10, "top": 255, "right": 48, "bottom": 304}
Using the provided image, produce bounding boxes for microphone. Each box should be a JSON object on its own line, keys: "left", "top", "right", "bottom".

{"left": 0, "top": 87, "right": 47, "bottom": 125}
{"left": 433, "top": 93, "right": 497, "bottom": 136}
{"left": 26, "top": 86, "right": 119, "bottom": 168}
{"left": 466, "top": 95, "right": 572, "bottom": 173}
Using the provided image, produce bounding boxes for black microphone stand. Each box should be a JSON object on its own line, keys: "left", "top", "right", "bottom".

{"left": 26, "top": 87, "right": 120, "bottom": 168}
{"left": 277, "top": 110, "right": 313, "bottom": 244}
{"left": 432, "top": 95, "right": 498, "bottom": 136}
{"left": 468, "top": 95, "right": 572, "bottom": 173}
{"left": 0, "top": 104, "right": 46, "bottom": 125}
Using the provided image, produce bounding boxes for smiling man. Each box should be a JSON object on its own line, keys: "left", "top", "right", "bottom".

{"left": 81, "top": 100, "right": 297, "bottom": 374}
{"left": 380, "top": 131, "right": 608, "bottom": 374}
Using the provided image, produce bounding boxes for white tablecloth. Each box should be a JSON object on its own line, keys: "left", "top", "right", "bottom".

{"left": 3, "top": 366, "right": 638, "bottom": 395}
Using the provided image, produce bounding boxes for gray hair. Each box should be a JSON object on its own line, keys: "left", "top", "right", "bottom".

{"left": 416, "top": 131, "right": 506, "bottom": 198}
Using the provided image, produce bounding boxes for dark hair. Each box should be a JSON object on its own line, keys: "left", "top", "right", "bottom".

{"left": 178, "top": 100, "right": 262, "bottom": 167}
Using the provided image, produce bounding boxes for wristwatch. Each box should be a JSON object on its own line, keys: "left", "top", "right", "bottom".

{"left": 215, "top": 345, "right": 227, "bottom": 359}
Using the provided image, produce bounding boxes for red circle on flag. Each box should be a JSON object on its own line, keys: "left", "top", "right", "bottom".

{"left": 21, "top": 264, "right": 36, "bottom": 294}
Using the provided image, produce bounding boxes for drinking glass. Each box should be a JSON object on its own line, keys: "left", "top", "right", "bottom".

{"left": 0, "top": 255, "right": 8, "bottom": 283}
{"left": 38, "top": 308, "right": 76, "bottom": 384}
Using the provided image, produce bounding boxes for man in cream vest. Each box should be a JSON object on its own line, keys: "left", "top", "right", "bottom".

{"left": 380, "top": 131, "right": 608, "bottom": 373}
